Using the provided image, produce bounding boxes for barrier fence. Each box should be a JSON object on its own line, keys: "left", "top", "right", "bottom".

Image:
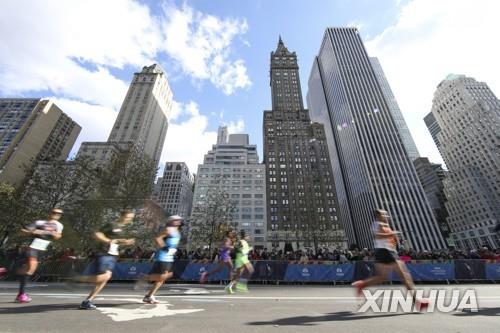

{"left": 3, "top": 259, "right": 500, "bottom": 283}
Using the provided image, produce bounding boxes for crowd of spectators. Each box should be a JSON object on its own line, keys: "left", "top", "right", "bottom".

{"left": 163, "top": 246, "right": 500, "bottom": 263}
{"left": 3, "top": 245, "right": 500, "bottom": 265}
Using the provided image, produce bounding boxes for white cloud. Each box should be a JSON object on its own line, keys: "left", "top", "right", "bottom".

{"left": 226, "top": 119, "right": 245, "bottom": 134}
{"left": 160, "top": 101, "right": 217, "bottom": 174}
{"left": 0, "top": 0, "right": 250, "bottom": 110}
{"left": 366, "top": 0, "right": 500, "bottom": 165}
{"left": 0, "top": 0, "right": 160, "bottom": 108}
{"left": 160, "top": 1, "right": 251, "bottom": 95}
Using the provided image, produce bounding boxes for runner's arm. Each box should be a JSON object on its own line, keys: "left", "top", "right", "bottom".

{"left": 94, "top": 231, "right": 116, "bottom": 244}
{"left": 154, "top": 230, "right": 169, "bottom": 248}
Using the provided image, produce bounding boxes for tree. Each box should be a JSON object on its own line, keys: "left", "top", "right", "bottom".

{"left": 21, "top": 156, "right": 97, "bottom": 213}
{"left": 189, "top": 177, "right": 236, "bottom": 251}
{"left": 0, "top": 183, "right": 39, "bottom": 248}
{"left": 97, "top": 148, "right": 157, "bottom": 211}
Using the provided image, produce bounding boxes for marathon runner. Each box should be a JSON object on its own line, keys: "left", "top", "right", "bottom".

{"left": 78, "top": 209, "right": 135, "bottom": 310}
{"left": 16, "top": 208, "right": 64, "bottom": 303}
{"left": 136, "top": 215, "right": 183, "bottom": 304}
{"left": 199, "top": 230, "right": 235, "bottom": 284}
{"left": 351, "top": 209, "right": 429, "bottom": 310}
{"left": 227, "top": 230, "right": 254, "bottom": 293}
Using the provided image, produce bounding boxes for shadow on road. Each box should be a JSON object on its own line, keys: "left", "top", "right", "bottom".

{"left": 453, "top": 307, "right": 500, "bottom": 317}
{"left": 247, "top": 311, "right": 417, "bottom": 326}
{"left": 0, "top": 302, "right": 139, "bottom": 314}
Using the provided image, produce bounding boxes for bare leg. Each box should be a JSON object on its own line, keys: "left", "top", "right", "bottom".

{"left": 86, "top": 272, "right": 112, "bottom": 301}
{"left": 392, "top": 260, "right": 415, "bottom": 296}
{"left": 205, "top": 261, "right": 225, "bottom": 276}
{"left": 146, "top": 272, "right": 172, "bottom": 297}
{"left": 225, "top": 261, "right": 234, "bottom": 280}
{"left": 361, "top": 263, "right": 391, "bottom": 287}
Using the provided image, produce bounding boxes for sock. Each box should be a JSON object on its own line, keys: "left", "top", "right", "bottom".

{"left": 19, "top": 275, "right": 28, "bottom": 294}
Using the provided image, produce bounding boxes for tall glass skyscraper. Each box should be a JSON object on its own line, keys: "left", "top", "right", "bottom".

{"left": 307, "top": 27, "right": 445, "bottom": 250}
{"left": 370, "top": 57, "right": 420, "bottom": 161}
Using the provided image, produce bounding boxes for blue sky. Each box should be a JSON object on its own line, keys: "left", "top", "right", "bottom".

{"left": 1, "top": 0, "right": 499, "bottom": 175}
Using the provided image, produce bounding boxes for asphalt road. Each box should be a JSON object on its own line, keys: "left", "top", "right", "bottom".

{"left": 1, "top": 282, "right": 499, "bottom": 333}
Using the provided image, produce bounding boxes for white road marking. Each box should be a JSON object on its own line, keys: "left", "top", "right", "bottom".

{"left": 2, "top": 292, "right": 500, "bottom": 301}
{"left": 92, "top": 297, "right": 204, "bottom": 322}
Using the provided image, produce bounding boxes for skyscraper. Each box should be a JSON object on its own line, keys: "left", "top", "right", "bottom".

{"left": 429, "top": 74, "right": 500, "bottom": 249}
{"left": 263, "top": 37, "right": 345, "bottom": 251}
{"left": 192, "top": 127, "right": 267, "bottom": 248}
{"left": 0, "top": 99, "right": 81, "bottom": 186}
{"left": 78, "top": 64, "right": 173, "bottom": 170}
{"left": 156, "top": 162, "right": 194, "bottom": 219}
{"left": 370, "top": 57, "right": 420, "bottom": 161}
{"left": 307, "top": 27, "right": 445, "bottom": 250}
{"left": 424, "top": 112, "right": 443, "bottom": 156}
{"left": 413, "top": 157, "right": 450, "bottom": 241}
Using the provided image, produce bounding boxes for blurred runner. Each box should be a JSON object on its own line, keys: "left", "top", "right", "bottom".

{"left": 351, "top": 209, "right": 429, "bottom": 311}
{"left": 199, "top": 230, "right": 235, "bottom": 284}
{"left": 78, "top": 210, "right": 135, "bottom": 310}
{"left": 16, "top": 208, "right": 64, "bottom": 303}
{"left": 135, "top": 215, "right": 182, "bottom": 304}
{"left": 227, "top": 230, "right": 254, "bottom": 293}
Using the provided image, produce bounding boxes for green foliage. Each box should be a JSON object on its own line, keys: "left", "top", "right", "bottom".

{"left": 1, "top": 148, "right": 160, "bottom": 255}
{"left": 189, "top": 177, "right": 236, "bottom": 251}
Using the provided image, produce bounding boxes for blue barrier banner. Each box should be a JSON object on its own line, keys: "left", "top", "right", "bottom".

{"left": 252, "top": 261, "right": 288, "bottom": 281}
{"left": 455, "top": 260, "right": 486, "bottom": 280}
{"left": 353, "top": 261, "right": 375, "bottom": 280}
{"left": 331, "top": 264, "right": 354, "bottom": 281}
{"left": 284, "top": 264, "right": 331, "bottom": 282}
{"left": 390, "top": 263, "right": 454, "bottom": 281}
{"left": 181, "top": 263, "right": 230, "bottom": 281}
{"left": 485, "top": 264, "right": 500, "bottom": 280}
{"left": 111, "top": 262, "right": 152, "bottom": 280}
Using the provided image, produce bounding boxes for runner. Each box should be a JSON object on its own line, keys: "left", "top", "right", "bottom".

{"left": 227, "top": 230, "right": 254, "bottom": 293}
{"left": 78, "top": 209, "right": 135, "bottom": 310}
{"left": 136, "top": 215, "right": 182, "bottom": 304}
{"left": 16, "top": 208, "right": 64, "bottom": 303}
{"left": 351, "top": 209, "right": 429, "bottom": 310}
{"left": 199, "top": 230, "right": 235, "bottom": 284}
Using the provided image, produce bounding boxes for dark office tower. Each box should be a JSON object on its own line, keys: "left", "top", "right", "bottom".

{"left": 307, "top": 27, "right": 445, "bottom": 250}
{"left": 263, "top": 37, "right": 346, "bottom": 251}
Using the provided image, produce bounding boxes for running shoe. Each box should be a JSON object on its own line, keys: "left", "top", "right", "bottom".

{"left": 0, "top": 267, "right": 7, "bottom": 278}
{"left": 199, "top": 272, "right": 208, "bottom": 284}
{"left": 235, "top": 282, "right": 248, "bottom": 293}
{"left": 351, "top": 280, "right": 365, "bottom": 297}
{"left": 15, "top": 293, "right": 32, "bottom": 303}
{"left": 225, "top": 285, "right": 234, "bottom": 294}
{"left": 143, "top": 296, "right": 160, "bottom": 304}
{"left": 79, "top": 300, "right": 97, "bottom": 310}
{"left": 415, "top": 298, "right": 430, "bottom": 312}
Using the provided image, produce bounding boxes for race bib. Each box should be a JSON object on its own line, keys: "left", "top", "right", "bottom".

{"left": 108, "top": 243, "right": 119, "bottom": 255}
{"left": 30, "top": 238, "right": 51, "bottom": 251}
{"left": 166, "top": 248, "right": 177, "bottom": 256}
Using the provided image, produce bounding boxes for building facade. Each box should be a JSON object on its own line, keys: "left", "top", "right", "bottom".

{"left": 78, "top": 64, "right": 172, "bottom": 171}
{"left": 192, "top": 127, "right": 267, "bottom": 249}
{"left": 263, "top": 38, "right": 346, "bottom": 251}
{"left": 307, "top": 27, "right": 445, "bottom": 250}
{"left": 0, "top": 99, "right": 81, "bottom": 186}
{"left": 156, "top": 162, "right": 194, "bottom": 219}
{"left": 370, "top": 57, "right": 420, "bottom": 161}
{"left": 429, "top": 74, "right": 500, "bottom": 249}
{"left": 413, "top": 157, "right": 450, "bottom": 242}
